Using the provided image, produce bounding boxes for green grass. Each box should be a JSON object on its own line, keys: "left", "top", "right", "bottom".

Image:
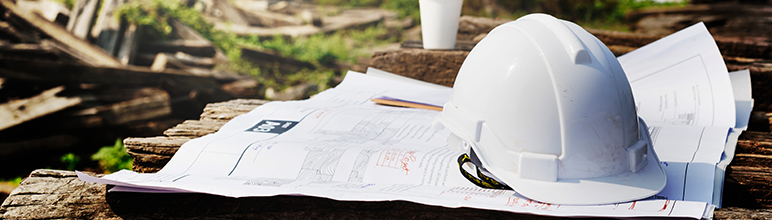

{"left": 0, "top": 177, "right": 23, "bottom": 187}
{"left": 60, "top": 153, "right": 80, "bottom": 170}
{"left": 91, "top": 138, "right": 133, "bottom": 173}
{"left": 115, "top": 0, "right": 400, "bottom": 94}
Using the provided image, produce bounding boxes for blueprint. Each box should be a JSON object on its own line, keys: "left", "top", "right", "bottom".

{"left": 78, "top": 22, "right": 751, "bottom": 219}
{"left": 618, "top": 22, "right": 736, "bottom": 128}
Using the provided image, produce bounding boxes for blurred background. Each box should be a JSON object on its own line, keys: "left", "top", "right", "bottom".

{"left": 0, "top": 0, "right": 764, "bottom": 200}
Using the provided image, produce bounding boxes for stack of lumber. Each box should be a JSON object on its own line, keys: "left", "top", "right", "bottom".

{"left": 0, "top": 0, "right": 252, "bottom": 176}
{"left": 199, "top": 0, "right": 407, "bottom": 38}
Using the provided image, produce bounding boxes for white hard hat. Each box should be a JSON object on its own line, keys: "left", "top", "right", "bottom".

{"left": 433, "top": 13, "right": 666, "bottom": 205}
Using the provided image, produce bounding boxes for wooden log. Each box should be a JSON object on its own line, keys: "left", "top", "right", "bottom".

{"left": 169, "top": 19, "right": 208, "bottom": 42}
{"left": 116, "top": 23, "right": 138, "bottom": 65}
{"left": 319, "top": 8, "right": 385, "bottom": 33}
{"left": 0, "top": 134, "right": 79, "bottom": 156}
{"left": 163, "top": 120, "right": 226, "bottom": 137}
{"left": 149, "top": 52, "right": 168, "bottom": 71}
{"left": 369, "top": 49, "right": 469, "bottom": 87}
{"left": 400, "top": 40, "right": 477, "bottom": 51}
{"left": 0, "top": 86, "right": 81, "bottom": 131}
{"left": 715, "top": 36, "right": 772, "bottom": 60}
{"left": 238, "top": 8, "right": 304, "bottom": 27}
{"left": 124, "top": 136, "right": 190, "bottom": 155}
{"left": 0, "top": 42, "right": 58, "bottom": 58}
{"left": 456, "top": 16, "right": 510, "bottom": 41}
{"left": 15, "top": 0, "right": 70, "bottom": 24}
{"left": 0, "top": 0, "right": 122, "bottom": 67}
{"left": 214, "top": 22, "right": 321, "bottom": 37}
{"left": 214, "top": 8, "right": 387, "bottom": 37}
{"left": 91, "top": 0, "right": 124, "bottom": 56}
{"left": 199, "top": 99, "right": 268, "bottom": 121}
{"left": 136, "top": 52, "right": 216, "bottom": 70}
{"left": 0, "top": 169, "right": 117, "bottom": 219}
{"left": 240, "top": 47, "right": 316, "bottom": 74}
{"left": 67, "top": 0, "right": 100, "bottom": 40}
{"left": 210, "top": 0, "right": 250, "bottom": 26}
{"left": 139, "top": 39, "right": 216, "bottom": 59}
{"left": 64, "top": 0, "right": 85, "bottom": 31}
{"left": 0, "top": 21, "right": 38, "bottom": 43}
{"left": 88, "top": 90, "right": 172, "bottom": 125}
{"left": 0, "top": 57, "right": 234, "bottom": 105}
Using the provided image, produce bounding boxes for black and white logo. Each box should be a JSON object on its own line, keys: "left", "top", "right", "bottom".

{"left": 246, "top": 120, "right": 298, "bottom": 134}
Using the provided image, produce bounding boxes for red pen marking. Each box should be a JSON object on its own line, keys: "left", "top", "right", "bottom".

{"left": 659, "top": 200, "right": 672, "bottom": 212}
{"left": 376, "top": 148, "right": 418, "bottom": 175}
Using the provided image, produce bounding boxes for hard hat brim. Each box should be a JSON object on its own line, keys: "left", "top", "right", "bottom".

{"left": 489, "top": 119, "right": 667, "bottom": 205}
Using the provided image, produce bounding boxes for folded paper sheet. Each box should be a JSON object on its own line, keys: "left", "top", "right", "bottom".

{"left": 79, "top": 22, "right": 750, "bottom": 219}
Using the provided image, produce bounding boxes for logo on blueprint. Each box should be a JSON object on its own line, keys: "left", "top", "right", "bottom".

{"left": 246, "top": 120, "right": 299, "bottom": 134}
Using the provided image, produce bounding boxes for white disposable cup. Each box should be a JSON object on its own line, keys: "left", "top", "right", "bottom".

{"left": 419, "top": 0, "right": 463, "bottom": 50}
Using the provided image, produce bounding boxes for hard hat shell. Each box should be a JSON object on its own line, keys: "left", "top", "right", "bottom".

{"left": 433, "top": 13, "right": 666, "bottom": 205}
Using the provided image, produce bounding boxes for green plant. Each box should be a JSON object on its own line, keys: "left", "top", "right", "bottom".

{"left": 380, "top": 0, "right": 420, "bottom": 22}
{"left": 0, "top": 177, "right": 23, "bottom": 187}
{"left": 51, "top": 0, "right": 76, "bottom": 10}
{"left": 92, "top": 138, "right": 132, "bottom": 173}
{"left": 60, "top": 152, "right": 80, "bottom": 170}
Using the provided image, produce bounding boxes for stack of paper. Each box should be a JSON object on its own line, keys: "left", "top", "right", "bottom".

{"left": 79, "top": 22, "right": 750, "bottom": 219}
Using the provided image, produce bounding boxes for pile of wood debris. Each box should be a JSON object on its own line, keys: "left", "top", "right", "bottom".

{"left": 0, "top": 0, "right": 407, "bottom": 174}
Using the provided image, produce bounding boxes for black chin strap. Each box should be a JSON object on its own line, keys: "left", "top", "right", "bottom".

{"left": 457, "top": 153, "right": 511, "bottom": 190}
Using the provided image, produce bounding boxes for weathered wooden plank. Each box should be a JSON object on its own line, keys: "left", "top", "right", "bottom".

{"left": 214, "top": 22, "right": 321, "bottom": 37}
{"left": 139, "top": 39, "right": 216, "bottom": 59}
{"left": 400, "top": 40, "right": 477, "bottom": 51}
{"left": 0, "top": 21, "right": 37, "bottom": 43}
{"left": 0, "top": 57, "right": 234, "bottom": 105}
{"left": 163, "top": 120, "right": 226, "bottom": 137}
{"left": 0, "top": 86, "right": 82, "bottom": 131}
{"left": 0, "top": 134, "right": 79, "bottom": 156}
{"left": 127, "top": 150, "right": 172, "bottom": 164}
{"left": 319, "top": 8, "right": 385, "bottom": 33}
{"left": 95, "top": 91, "right": 171, "bottom": 125}
{"left": 149, "top": 52, "right": 168, "bottom": 71}
{"left": 210, "top": 0, "right": 250, "bottom": 26}
{"left": 199, "top": 99, "right": 268, "bottom": 121}
{"left": 0, "top": 169, "right": 118, "bottom": 219}
{"left": 169, "top": 19, "right": 208, "bottom": 42}
{"left": 239, "top": 8, "right": 303, "bottom": 27}
{"left": 64, "top": 0, "right": 85, "bottom": 31}
{"left": 0, "top": 42, "right": 56, "bottom": 57}
{"left": 15, "top": 0, "right": 70, "bottom": 23}
{"left": 91, "top": 0, "right": 124, "bottom": 56}
{"left": 136, "top": 52, "right": 216, "bottom": 70}
{"left": 68, "top": 0, "right": 99, "bottom": 39}
{"left": 116, "top": 23, "right": 138, "bottom": 65}
{"left": 714, "top": 207, "right": 772, "bottom": 219}
{"left": 124, "top": 136, "right": 190, "bottom": 155}
{"left": 240, "top": 47, "right": 316, "bottom": 74}
{"left": 0, "top": 0, "right": 122, "bottom": 67}
{"left": 369, "top": 49, "right": 469, "bottom": 87}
